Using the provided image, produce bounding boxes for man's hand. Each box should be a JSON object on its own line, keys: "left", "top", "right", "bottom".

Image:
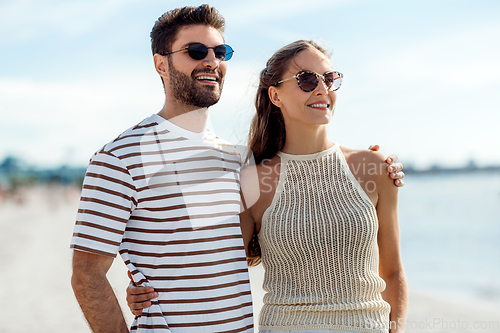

{"left": 126, "top": 271, "right": 158, "bottom": 316}
{"left": 368, "top": 145, "right": 405, "bottom": 187}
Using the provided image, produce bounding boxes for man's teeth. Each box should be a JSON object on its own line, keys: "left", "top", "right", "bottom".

{"left": 196, "top": 76, "right": 217, "bottom": 81}
{"left": 309, "top": 103, "right": 328, "bottom": 108}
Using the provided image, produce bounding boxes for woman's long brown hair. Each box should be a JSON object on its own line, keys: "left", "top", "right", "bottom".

{"left": 246, "top": 40, "right": 330, "bottom": 266}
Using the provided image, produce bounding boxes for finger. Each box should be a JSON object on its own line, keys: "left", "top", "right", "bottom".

{"left": 127, "top": 284, "right": 155, "bottom": 296}
{"left": 395, "top": 179, "right": 404, "bottom": 187}
{"left": 127, "top": 291, "right": 158, "bottom": 304}
{"left": 130, "top": 300, "right": 152, "bottom": 316}
{"left": 390, "top": 171, "right": 405, "bottom": 180}
{"left": 390, "top": 172, "right": 404, "bottom": 180}
{"left": 126, "top": 287, "right": 157, "bottom": 305}
{"left": 368, "top": 145, "right": 380, "bottom": 151}
{"left": 130, "top": 300, "right": 152, "bottom": 311}
{"left": 385, "top": 154, "right": 398, "bottom": 164}
{"left": 388, "top": 162, "right": 403, "bottom": 173}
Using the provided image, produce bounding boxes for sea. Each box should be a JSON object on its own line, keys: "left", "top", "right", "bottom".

{"left": 398, "top": 172, "right": 500, "bottom": 308}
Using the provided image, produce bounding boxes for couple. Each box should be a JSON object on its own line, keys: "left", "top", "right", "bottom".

{"left": 70, "top": 4, "right": 407, "bottom": 333}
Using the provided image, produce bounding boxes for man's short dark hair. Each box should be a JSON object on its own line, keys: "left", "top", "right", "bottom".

{"left": 150, "top": 4, "right": 225, "bottom": 56}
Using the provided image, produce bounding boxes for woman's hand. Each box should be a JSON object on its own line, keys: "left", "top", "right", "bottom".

{"left": 126, "top": 272, "right": 158, "bottom": 316}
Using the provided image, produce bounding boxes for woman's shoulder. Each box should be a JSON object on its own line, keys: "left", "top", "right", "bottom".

{"left": 339, "top": 146, "right": 393, "bottom": 200}
{"left": 339, "top": 145, "right": 387, "bottom": 167}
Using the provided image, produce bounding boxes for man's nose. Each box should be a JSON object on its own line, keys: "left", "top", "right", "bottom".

{"left": 202, "top": 49, "right": 220, "bottom": 69}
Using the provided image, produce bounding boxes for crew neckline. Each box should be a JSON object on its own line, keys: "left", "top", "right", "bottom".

{"left": 151, "top": 113, "right": 207, "bottom": 141}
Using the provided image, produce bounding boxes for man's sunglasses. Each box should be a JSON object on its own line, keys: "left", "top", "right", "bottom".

{"left": 164, "top": 43, "right": 234, "bottom": 61}
{"left": 276, "top": 70, "right": 343, "bottom": 92}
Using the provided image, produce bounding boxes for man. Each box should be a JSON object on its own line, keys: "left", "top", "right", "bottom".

{"left": 70, "top": 5, "right": 404, "bottom": 333}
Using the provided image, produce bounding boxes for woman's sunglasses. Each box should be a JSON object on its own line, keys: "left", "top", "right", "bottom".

{"left": 276, "top": 70, "right": 343, "bottom": 92}
{"left": 164, "top": 43, "right": 234, "bottom": 61}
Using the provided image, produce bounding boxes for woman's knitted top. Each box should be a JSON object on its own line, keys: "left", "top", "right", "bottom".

{"left": 258, "top": 144, "right": 390, "bottom": 333}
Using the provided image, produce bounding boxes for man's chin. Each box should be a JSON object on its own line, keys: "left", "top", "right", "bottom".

{"left": 193, "top": 101, "right": 220, "bottom": 108}
{"left": 190, "top": 98, "right": 220, "bottom": 108}
{"left": 192, "top": 92, "right": 221, "bottom": 108}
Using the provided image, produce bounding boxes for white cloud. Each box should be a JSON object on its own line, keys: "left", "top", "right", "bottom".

{"left": 322, "top": 19, "right": 500, "bottom": 169}
{"left": 0, "top": 0, "right": 140, "bottom": 44}
{"left": 221, "top": 0, "right": 359, "bottom": 27}
{"left": 370, "top": 20, "right": 500, "bottom": 91}
{"left": 0, "top": 71, "right": 164, "bottom": 166}
{"left": 0, "top": 62, "right": 259, "bottom": 166}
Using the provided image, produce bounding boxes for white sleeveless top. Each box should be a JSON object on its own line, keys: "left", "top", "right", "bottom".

{"left": 258, "top": 144, "right": 390, "bottom": 333}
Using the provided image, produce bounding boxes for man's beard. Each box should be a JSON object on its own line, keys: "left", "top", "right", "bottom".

{"left": 167, "top": 57, "right": 224, "bottom": 108}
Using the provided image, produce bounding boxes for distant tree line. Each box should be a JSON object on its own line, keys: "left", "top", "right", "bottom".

{"left": 0, "top": 156, "right": 86, "bottom": 191}
{"left": 403, "top": 159, "right": 500, "bottom": 175}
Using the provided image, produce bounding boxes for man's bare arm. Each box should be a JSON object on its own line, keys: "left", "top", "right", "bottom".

{"left": 71, "top": 250, "right": 129, "bottom": 333}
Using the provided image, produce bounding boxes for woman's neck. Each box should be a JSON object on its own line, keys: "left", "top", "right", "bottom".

{"left": 281, "top": 122, "right": 333, "bottom": 155}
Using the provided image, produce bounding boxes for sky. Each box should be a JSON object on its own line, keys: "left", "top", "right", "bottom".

{"left": 0, "top": 0, "right": 499, "bottom": 169}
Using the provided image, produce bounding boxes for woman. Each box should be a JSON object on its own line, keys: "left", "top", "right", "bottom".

{"left": 240, "top": 40, "right": 407, "bottom": 333}
{"left": 127, "top": 40, "right": 407, "bottom": 333}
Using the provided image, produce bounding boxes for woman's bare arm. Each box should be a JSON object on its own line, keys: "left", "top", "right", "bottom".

{"left": 375, "top": 156, "right": 408, "bottom": 332}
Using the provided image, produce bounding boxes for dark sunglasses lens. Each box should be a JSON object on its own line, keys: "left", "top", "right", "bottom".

{"left": 222, "top": 45, "right": 233, "bottom": 61}
{"left": 187, "top": 43, "right": 208, "bottom": 60}
{"left": 325, "top": 72, "right": 342, "bottom": 90}
{"left": 323, "top": 73, "right": 336, "bottom": 90}
{"left": 212, "top": 45, "right": 227, "bottom": 61}
{"left": 298, "top": 73, "right": 318, "bottom": 92}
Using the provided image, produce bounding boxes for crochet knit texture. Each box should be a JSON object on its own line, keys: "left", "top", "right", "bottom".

{"left": 258, "top": 144, "right": 390, "bottom": 333}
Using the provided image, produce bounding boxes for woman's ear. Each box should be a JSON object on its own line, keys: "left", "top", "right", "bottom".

{"left": 153, "top": 54, "right": 169, "bottom": 82}
{"left": 268, "top": 86, "right": 282, "bottom": 107}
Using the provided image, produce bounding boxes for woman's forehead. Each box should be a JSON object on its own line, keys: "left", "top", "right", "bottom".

{"left": 288, "top": 48, "right": 333, "bottom": 74}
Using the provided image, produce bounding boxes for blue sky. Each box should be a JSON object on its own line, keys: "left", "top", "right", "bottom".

{"left": 1, "top": 0, "right": 499, "bottom": 168}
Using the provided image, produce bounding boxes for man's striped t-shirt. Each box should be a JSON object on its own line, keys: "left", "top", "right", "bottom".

{"left": 70, "top": 114, "right": 253, "bottom": 332}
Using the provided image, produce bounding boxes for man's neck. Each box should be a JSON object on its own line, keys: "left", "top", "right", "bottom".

{"left": 157, "top": 101, "right": 209, "bottom": 133}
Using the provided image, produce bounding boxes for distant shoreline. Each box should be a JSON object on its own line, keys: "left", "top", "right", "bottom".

{"left": 404, "top": 165, "right": 500, "bottom": 175}
{"left": 2, "top": 155, "right": 500, "bottom": 188}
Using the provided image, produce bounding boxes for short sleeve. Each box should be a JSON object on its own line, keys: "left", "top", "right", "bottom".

{"left": 70, "top": 150, "right": 137, "bottom": 257}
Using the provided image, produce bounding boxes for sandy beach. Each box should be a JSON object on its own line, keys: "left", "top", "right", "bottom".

{"left": 0, "top": 185, "right": 498, "bottom": 333}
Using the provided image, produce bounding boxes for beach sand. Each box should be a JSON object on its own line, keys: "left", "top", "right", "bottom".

{"left": 0, "top": 186, "right": 498, "bottom": 332}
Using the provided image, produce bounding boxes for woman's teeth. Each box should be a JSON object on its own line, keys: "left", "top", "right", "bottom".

{"left": 309, "top": 103, "right": 328, "bottom": 108}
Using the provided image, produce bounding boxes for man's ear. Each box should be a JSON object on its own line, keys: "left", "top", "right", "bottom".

{"left": 268, "top": 86, "right": 282, "bottom": 107}
{"left": 153, "top": 54, "right": 169, "bottom": 81}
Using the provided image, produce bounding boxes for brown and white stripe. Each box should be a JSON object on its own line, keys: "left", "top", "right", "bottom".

{"left": 71, "top": 114, "right": 253, "bottom": 332}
